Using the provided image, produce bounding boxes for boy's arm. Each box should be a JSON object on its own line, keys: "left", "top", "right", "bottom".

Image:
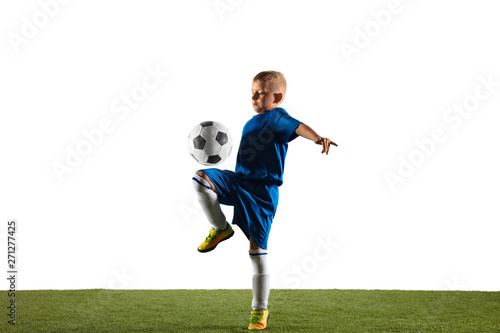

{"left": 295, "top": 123, "right": 338, "bottom": 155}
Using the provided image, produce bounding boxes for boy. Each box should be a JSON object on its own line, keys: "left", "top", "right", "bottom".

{"left": 192, "top": 71, "right": 336, "bottom": 330}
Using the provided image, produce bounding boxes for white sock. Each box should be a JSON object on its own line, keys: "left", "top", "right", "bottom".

{"left": 249, "top": 249, "right": 270, "bottom": 310}
{"left": 192, "top": 174, "right": 227, "bottom": 231}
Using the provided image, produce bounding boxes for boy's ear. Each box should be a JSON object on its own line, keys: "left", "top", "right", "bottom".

{"left": 273, "top": 92, "right": 283, "bottom": 104}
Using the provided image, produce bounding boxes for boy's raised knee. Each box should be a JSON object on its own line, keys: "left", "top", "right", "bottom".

{"left": 194, "top": 171, "right": 218, "bottom": 193}
{"left": 249, "top": 238, "right": 266, "bottom": 251}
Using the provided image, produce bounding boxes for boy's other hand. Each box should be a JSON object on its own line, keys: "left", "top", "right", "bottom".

{"left": 314, "top": 137, "right": 338, "bottom": 155}
{"left": 295, "top": 124, "right": 337, "bottom": 155}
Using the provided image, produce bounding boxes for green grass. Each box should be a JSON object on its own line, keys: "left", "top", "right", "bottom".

{"left": 1, "top": 289, "right": 498, "bottom": 332}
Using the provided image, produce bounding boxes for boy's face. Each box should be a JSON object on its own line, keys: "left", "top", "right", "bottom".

{"left": 251, "top": 80, "right": 283, "bottom": 114}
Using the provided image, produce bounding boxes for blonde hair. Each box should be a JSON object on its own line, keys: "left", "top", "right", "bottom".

{"left": 253, "top": 70, "right": 287, "bottom": 95}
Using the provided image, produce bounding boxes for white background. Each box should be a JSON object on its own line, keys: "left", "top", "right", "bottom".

{"left": 1, "top": 0, "right": 499, "bottom": 291}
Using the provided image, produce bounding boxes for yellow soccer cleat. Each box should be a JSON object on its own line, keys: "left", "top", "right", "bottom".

{"left": 248, "top": 309, "right": 269, "bottom": 331}
{"left": 197, "top": 224, "right": 234, "bottom": 253}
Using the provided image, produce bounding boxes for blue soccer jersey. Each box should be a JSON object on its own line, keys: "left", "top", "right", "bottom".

{"left": 235, "top": 108, "right": 302, "bottom": 186}
{"left": 199, "top": 107, "right": 302, "bottom": 249}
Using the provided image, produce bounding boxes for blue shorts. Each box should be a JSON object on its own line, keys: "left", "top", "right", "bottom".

{"left": 200, "top": 168, "right": 279, "bottom": 250}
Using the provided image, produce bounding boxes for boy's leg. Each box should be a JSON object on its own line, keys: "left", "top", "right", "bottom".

{"left": 248, "top": 238, "right": 270, "bottom": 330}
{"left": 195, "top": 171, "right": 218, "bottom": 194}
{"left": 193, "top": 171, "right": 233, "bottom": 252}
{"left": 193, "top": 171, "right": 226, "bottom": 231}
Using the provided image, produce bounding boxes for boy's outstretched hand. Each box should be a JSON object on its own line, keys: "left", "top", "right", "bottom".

{"left": 295, "top": 123, "right": 338, "bottom": 155}
{"left": 314, "top": 137, "right": 338, "bottom": 155}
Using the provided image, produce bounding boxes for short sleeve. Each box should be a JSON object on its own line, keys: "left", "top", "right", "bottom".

{"left": 271, "top": 108, "right": 302, "bottom": 143}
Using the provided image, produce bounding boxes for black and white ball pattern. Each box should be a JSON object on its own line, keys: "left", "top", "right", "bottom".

{"left": 187, "top": 121, "right": 233, "bottom": 165}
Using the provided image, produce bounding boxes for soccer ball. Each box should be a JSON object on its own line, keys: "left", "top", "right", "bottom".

{"left": 187, "top": 121, "right": 233, "bottom": 165}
